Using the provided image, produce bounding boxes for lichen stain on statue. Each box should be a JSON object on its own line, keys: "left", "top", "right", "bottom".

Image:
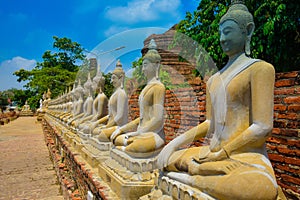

{"left": 147, "top": 1, "right": 286, "bottom": 200}
{"left": 110, "top": 39, "right": 166, "bottom": 158}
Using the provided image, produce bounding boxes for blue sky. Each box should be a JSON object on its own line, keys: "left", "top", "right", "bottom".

{"left": 0, "top": 0, "right": 199, "bottom": 91}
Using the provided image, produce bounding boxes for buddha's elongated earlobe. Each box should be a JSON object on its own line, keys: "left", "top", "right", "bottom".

{"left": 245, "top": 22, "right": 254, "bottom": 56}
{"left": 155, "top": 63, "right": 160, "bottom": 80}
{"left": 245, "top": 36, "right": 251, "bottom": 56}
{"left": 121, "top": 75, "right": 124, "bottom": 89}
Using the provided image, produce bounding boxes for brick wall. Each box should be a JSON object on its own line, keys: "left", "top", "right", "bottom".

{"left": 42, "top": 120, "right": 110, "bottom": 200}
{"left": 128, "top": 71, "right": 299, "bottom": 199}
{"left": 268, "top": 71, "right": 300, "bottom": 199}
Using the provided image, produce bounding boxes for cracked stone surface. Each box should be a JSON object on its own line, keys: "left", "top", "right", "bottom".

{"left": 0, "top": 117, "right": 64, "bottom": 200}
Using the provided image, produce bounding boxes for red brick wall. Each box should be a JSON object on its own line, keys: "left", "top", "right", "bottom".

{"left": 42, "top": 120, "right": 110, "bottom": 200}
{"left": 127, "top": 71, "right": 299, "bottom": 198}
{"left": 268, "top": 71, "right": 300, "bottom": 199}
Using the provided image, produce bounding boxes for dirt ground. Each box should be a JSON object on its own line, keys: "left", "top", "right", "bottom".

{"left": 0, "top": 117, "right": 64, "bottom": 200}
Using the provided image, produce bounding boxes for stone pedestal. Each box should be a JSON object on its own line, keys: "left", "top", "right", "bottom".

{"left": 139, "top": 175, "right": 215, "bottom": 200}
{"left": 81, "top": 137, "right": 111, "bottom": 167}
{"left": 36, "top": 111, "right": 45, "bottom": 121}
{"left": 98, "top": 148, "right": 158, "bottom": 199}
{"left": 20, "top": 110, "right": 34, "bottom": 116}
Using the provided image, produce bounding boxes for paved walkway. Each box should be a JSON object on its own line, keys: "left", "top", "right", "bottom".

{"left": 0, "top": 117, "right": 64, "bottom": 200}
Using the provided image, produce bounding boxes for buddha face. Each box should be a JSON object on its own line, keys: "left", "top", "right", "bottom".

{"left": 219, "top": 20, "right": 246, "bottom": 57}
{"left": 142, "top": 59, "right": 156, "bottom": 80}
{"left": 111, "top": 74, "right": 121, "bottom": 88}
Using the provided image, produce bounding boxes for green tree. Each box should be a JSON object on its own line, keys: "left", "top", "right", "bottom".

{"left": 175, "top": 0, "right": 299, "bottom": 72}
{"left": 14, "top": 36, "right": 86, "bottom": 108}
{"left": 103, "top": 73, "right": 114, "bottom": 99}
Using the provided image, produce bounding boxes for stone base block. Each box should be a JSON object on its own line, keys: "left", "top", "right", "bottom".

{"left": 110, "top": 148, "right": 158, "bottom": 173}
{"left": 81, "top": 138, "right": 111, "bottom": 168}
{"left": 70, "top": 134, "right": 84, "bottom": 153}
{"left": 98, "top": 159, "right": 157, "bottom": 200}
{"left": 140, "top": 175, "right": 214, "bottom": 200}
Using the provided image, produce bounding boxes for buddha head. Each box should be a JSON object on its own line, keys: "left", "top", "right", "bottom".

{"left": 142, "top": 39, "right": 161, "bottom": 80}
{"left": 83, "top": 72, "right": 93, "bottom": 96}
{"left": 219, "top": 0, "right": 254, "bottom": 56}
{"left": 92, "top": 63, "right": 105, "bottom": 93}
{"left": 75, "top": 79, "right": 84, "bottom": 99}
{"left": 111, "top": 59, "right": 125, "bottom": 89}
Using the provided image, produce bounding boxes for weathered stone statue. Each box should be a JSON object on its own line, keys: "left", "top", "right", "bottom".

{"left": 20, "top": 100, "right": 34, "bottom": 116}
{"left": 91, "top": 60, "right": 128, "bottom": 140}
{"left": 78, "top": 64, "right": 109, "bottom": 133}
{"left": 67, "top": 80, "right": 84, "bottom": 125}
{"left": 96, "top": 40, "right": 166, "bottom": 199}
{"left": 155, "top": 1, "right": 281, "bottom": 199}
{"left": 60, "top": 84, "right": 76, "bottom": 122}
{"left": 21, "top": 101, "right": 30, "bottom": 111}
{"left": 79, "top": 60, "right": 127, "bottom": 167}
{"left": 72, "top": 73, "right": 94, "bottom": 127}
{"left": 110, "top": 39, "right": 166, "bottom": 157}
{"left": 42, "top": 88, "right": 52, "bottom": 110}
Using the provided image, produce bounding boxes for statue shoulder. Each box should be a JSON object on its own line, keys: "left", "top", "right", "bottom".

{"left": 251, "top": 60, "right": 275, "bottom": 75}
{"left": 155, "top": 81, "right": 166, "bottom": 91}
{"left": 99, "top": 93, "right": 108, "bottom": 100}
{"left": 119, "top": 89, "right": 127, "bottom": 98}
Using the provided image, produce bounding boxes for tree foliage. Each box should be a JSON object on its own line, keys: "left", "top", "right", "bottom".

{"left": 175, "top": 0, "right": 299, "bottom": 72}
{"left": 0, "top": 88, "right": 35, "bottom": 110}
{"left": 13, "top": 36, "right": 86, "bottom": 108}
{"left": 103, "top": 73, "right": 114, "bottom": 99}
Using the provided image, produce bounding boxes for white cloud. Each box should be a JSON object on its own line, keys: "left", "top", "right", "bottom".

{"left": 0, "top": 57, "right": 36, "bottom": 90}
{"left": 105, "top": 0, "right": 181, "bottom": 24}
{"left": 1, "top": 56, "right": 36, "bottom": 70}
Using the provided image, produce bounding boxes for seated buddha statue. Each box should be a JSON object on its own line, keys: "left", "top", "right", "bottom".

{"left": 72, "top": 73, "right": 95, "bottom": 127}
{"left": 78, "top": 65, "right": 109, "bottom": 133}
{"left": 157, "top": 1, "right": 281, "bottom": 200}
{"left": 61, "top": 84, "right": 76, "bottom": 121}
{"left": 91, "top": 60, "right": 128, "bottom": 139}
{"left": 21, "top": 101, "right": 30, "bottom": 111}
{"left": 67, "top": 80, "right": 84, "bottom": 125}
{"left": 110, "top": 39, "right": 166, "bottom": 157}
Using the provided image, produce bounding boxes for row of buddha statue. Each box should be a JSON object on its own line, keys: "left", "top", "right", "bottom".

{"left": 44, "top": 1, "right": 285, "bottom": 199}
{"left": 48, "top": 38, "right": 166, "bottom": 158}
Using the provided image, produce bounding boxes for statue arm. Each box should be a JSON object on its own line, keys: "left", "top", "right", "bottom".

{"left": 74, "top": 100, "right": 83, "bottom": 115}
{"left": 223, "top": 63, "right": 275, "bottom": 156}
{"left": 82, "top": 99, "right": 88, "bottom": 114}
{"left": 97, "top": 95, "right": 107, "bottom": 117}
{"left": 96, "top": 115, "right": 109, "bottom": 124}
{"left": 157, "top": 84, "right": 212, "bottom": 168}
{"left": 119, "top": 117, "right": 140, "bottom": 133}
{"left": 110, "top": 117, "right": 140, "bottom": 141}
{"left": 83, "top": 97, "right": 93, "bottom": 118}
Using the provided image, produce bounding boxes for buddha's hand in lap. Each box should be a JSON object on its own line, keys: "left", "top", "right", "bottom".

{"left": 110, "top": 126, "right": 121, "bottom": 141}
{"left": 192, "top": 148, "right": 228, "bottom": 164}
{"left": 157, "top": 144, "right": 176, "bottom": 169}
